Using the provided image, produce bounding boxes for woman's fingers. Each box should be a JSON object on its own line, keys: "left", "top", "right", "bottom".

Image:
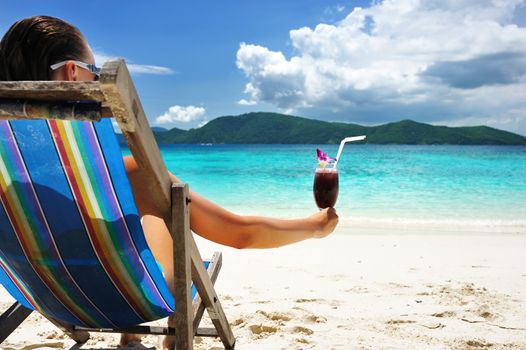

{"left": 312, "top": 207, "right": 339, "bottom": 238}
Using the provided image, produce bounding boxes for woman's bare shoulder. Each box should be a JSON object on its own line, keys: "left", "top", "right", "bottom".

{"left": 123, "top": 155, "right": 139, "bottom": 173}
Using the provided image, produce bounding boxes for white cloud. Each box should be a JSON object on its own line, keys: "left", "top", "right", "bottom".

{"left": 156, "top": 105, "right": 206, "bottom": 124}
{"left": 323, "top": 4, "right": 347, "bottom": 19}
{"left": 236, "top": 0, "right": 526, "bottom": 135}
{"left": 237, "top": 98, "right": 257, "bottom": 106}
{"left": 197, "top": 119, "right": 209, "bottom": 128}
{"left": 127, "top": 64, "right": 173, "bottom": 75}
{"left": 93, "top": 52, "right": 174, "bottom": 75}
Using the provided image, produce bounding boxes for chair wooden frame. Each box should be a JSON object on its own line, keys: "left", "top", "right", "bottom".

{"left": 0, "top": 59, "right": 235, "bottom": 349}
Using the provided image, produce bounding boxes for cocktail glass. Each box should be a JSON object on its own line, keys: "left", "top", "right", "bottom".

{"left": 313, "top": 166, "right": 339, "bottom": 209}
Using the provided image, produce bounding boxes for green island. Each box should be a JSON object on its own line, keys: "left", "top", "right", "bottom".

{"left": 130, "top": 112, "right": 526, "bottom": 145}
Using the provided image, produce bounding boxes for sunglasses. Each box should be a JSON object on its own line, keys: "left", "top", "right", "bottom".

{"left": 50, "top": 60, "right": 101, "bottom": 81}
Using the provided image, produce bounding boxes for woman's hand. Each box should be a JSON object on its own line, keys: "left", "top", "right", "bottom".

{"left": 310, "top": 207, "right": 339, "bottom": 238}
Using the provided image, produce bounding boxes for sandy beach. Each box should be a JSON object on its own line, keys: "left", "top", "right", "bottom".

{"left": 1, "top": 228, "right": 526, "bottom": 350}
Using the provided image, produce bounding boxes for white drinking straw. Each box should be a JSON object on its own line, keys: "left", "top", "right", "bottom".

{"left": 333, "top": 135, "right": 366, "bottom": 169}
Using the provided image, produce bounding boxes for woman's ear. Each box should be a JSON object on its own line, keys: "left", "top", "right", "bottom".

{"left": 64, "top": 61, "right": 78, "bottom": 81}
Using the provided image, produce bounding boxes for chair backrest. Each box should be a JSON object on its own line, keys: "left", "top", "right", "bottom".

{"left": 0, "top": 117, "right": 175, "bottom": 328}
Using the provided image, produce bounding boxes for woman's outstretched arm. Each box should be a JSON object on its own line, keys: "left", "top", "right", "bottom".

{"left": 124, "top": 156, "right": 338, "bottom": 249}
{"left": 186, "top": 187, "right": 338, "bottom": 249}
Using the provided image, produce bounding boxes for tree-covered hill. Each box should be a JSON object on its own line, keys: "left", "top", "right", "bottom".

{"left": 122, "top": 112, "right": 526, "bottom": 145}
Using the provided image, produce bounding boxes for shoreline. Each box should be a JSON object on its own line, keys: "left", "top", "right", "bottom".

{"left": 336, "top": 219, "right": 526, "bottom": 235}
{"left": 2, "top": 229, "right": 525, "bottom": 349}
{"left": 219, "top": 208, "right": 526, "bottom": 235}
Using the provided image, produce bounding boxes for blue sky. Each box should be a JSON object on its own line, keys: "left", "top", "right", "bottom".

{"left": 2, "top": 1, "right": 526, "bottom": 135}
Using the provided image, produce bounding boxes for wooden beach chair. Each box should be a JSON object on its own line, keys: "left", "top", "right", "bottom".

{"left": 0, "top": 59, "right": 235, "bottom": 349}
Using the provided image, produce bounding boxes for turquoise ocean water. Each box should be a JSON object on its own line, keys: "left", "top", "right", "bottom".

{"left": 126, "top": 145, "right": 526, "bottom": 233}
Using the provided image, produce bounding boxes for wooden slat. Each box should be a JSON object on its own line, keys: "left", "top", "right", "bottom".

{"left": 99, "top": 59, "right": 171, "bottom": 224}
{"left": 192, "top": 251, "right": 222, "bottom": 334}
{"left": 74, "top": 325, "right": 176, "bottom": 336}
{"left": 0, "top": 99, "right": 103, "bottom": 121}
{"left": 43, "top": 315, "right": 90, "bottom": 344}
{"left": 195, "top": 327, "right": 219, "bottom": 337}
{"left": 97, "top": 60, "right": 234, "bottom": 347}
{"left": 0, "top": 81, "right": 104, "bottom": 101}
{"left": 70, "top": 325, "right": 218, "bottom": 338}
{"left": 0, "top": 302, "right": 32, "bottom": 343}
{"left": 172, "top": 183, "right": 193, "bottom": 350}
{"left": 190, "top": 237, "right": 236, "bottom": 348}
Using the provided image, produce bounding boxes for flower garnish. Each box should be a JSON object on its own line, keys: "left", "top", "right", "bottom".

{"left": 317, "top": 148, "right": 336, "bottom": 167}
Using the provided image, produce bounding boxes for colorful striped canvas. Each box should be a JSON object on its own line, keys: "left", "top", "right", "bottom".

{"left": 0, "top": 118, "right": 193, "bottom": 328}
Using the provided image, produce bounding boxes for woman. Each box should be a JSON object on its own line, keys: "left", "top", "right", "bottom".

{"left": 0, "top": 15, "right": 338, "bottom": 346}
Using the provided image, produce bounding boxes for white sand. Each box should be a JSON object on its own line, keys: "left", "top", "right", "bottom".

{"left": 1, "top": 230, "right": 526, "bottom": 349}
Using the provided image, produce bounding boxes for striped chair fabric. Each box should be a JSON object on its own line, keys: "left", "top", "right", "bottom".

{"left": 0, "top": 118, "right": 190, "bottom": 328}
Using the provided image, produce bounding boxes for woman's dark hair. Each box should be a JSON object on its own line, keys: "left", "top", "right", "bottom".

{"left": 0, "top": 16, "right": 88, "bottom": 80}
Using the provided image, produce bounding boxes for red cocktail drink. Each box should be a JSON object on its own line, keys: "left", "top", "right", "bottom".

{"left": 313, "top": 168, "right": 339, "bottom": 209}
{"left": 313, "top": 136, "right": 365, "bottom": 208}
